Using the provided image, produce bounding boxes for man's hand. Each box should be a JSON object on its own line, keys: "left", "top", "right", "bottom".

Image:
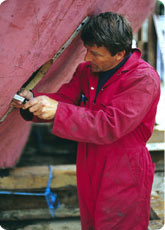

{"left": 10, "top": 88, "right": 33, "bottom": 109}
{"left": 22, "top": 96, "right": 58, "bottom": 120}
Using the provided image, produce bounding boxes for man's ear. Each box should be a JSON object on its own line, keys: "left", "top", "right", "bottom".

{"left": 116, "top": 50, "right": 126, "bottom": 61}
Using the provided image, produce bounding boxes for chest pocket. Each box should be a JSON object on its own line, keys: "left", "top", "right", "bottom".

{"left": 79, "top": 93, "right": 89, "bottom": 107}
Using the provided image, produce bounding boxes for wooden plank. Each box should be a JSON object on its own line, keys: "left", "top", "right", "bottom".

{"left": 3, "top": 219, "right": 81, "bottom": 230}
{"left": 0, "top": 187, "right": 78, "bottom": 211}
{"left": 1, "top": 219, "right": 163, "bottom": 230}
{"left": 146, "top": 143, "right": 165, "bottom": 151}
{"left": 150, "top": 193, "right": 164, "bottom": 222}
{"left": 137, "top": 28, "right": 144, "bottom": 52}
{"left": 149, "top": 220, "right": 164, "bottom": 230}
{"left": 147, "top": 15, "right": 157, "bottom": 68}
{"left": 147, "top": 128, "right": 165, "bottom": 143}
{"left": 0, "top": 165, "right": 79, "bottom": 221}
{"left": 0, "top": 207, "right": 80, "bottom": 221}
{"left": 0, "top": 165, "right": 76, "bottom": 190}
{"left": 2, "top": 220, "right": 163, "bottom": 230}
{"left": 0, "top": 165, "right": 164, "bottom": 224}
{"left": 153, "top": 15, "right": 165, "bottom": 64}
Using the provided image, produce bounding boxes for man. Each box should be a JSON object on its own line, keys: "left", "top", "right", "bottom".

{"left": 11, "top": 12, "right": 160, "bottom": 230}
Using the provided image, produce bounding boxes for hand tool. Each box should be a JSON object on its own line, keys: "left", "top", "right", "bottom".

{"left": 13, "top": 94, "right": 28, "bottom": 104}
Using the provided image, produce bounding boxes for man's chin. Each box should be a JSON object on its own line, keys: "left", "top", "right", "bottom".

{"left": 91, "top": 66, "right": 100, "bottom": 73}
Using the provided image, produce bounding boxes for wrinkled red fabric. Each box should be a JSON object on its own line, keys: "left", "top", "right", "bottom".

{"left": 34, "top": 49, "right": 160, "bottom": 230}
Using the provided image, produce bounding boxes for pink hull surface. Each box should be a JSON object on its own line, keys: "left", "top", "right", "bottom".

{"left": 0, "top": 0, "right": 154, "bottom": 168}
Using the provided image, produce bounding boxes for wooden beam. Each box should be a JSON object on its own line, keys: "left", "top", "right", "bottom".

{"left": 147, "top": 15, "right": 157, "bottom": 68}
{"left": 0, "top": 165, "right": 79, "bottom": 221}
{"left": 1, "top": 219, "right": 163, "bottom": 230}
{"left": 2, "top": 219, "right": 82, "bottom": 230}
{"left": 0, "top": 186, "right": 78, "bottom": 210}
{"left": 153, "top": 14, "right": 165, "bottom": 65}
{"left": 0, "top": 165, "right": 164, "bottom": 224}
{"left": 137, "top": 28, "right": 144, "bottom": 52}
{"left": 147, "top": 127, "right": 165, "bottom": 143}
{"left": 149, "top": 220, "right": 164, "bottom": 230}
{"left": 0, "top": 207, "right": 80, "bottom": 221}
{"left": 0, "top": 165, "right": 76, "bottom": 190}
{"left": 150, "top": 193, "right": 164, "bottom": 222}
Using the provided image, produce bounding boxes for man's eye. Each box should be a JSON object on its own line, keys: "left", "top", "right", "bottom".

{"left": 91, "top": 52, "right": 98, "bottom": 57}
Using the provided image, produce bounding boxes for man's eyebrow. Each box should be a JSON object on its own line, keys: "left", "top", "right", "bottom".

{"left": 90, "top": 50, "right": 103, "bottom": 56}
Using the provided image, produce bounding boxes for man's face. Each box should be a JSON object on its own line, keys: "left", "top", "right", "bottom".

{"left": 84, "top": 44, "right": 124, "bottom": 73}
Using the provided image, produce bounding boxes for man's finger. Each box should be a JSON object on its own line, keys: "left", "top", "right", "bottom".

{"left": 29, "top": 104, "right": 43, "bottom": 113}
{"left": 23, "top": 98, "right": 39, "bottom": 109}
{"left": 33, "top": 110, "right": 43, "bottom": 117}
{"left": 10, "top": 100, "right": 23, "bottom": 108}
{"left": 18, "top": 88, "right": 33, "bottom": 100}
{"left": 35, "top": 113, "right": 50, "bottom": 120}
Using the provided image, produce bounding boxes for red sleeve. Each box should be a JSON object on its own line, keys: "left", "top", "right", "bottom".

{"left": 31, "top": 63, "right": 85, "bottom": 123}
{"left": 52, "top": 72, "right": 160, "bottom": 144}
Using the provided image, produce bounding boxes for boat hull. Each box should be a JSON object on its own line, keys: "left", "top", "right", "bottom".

{"left": 0, "top": 0, "right": 154, "bottom": 168}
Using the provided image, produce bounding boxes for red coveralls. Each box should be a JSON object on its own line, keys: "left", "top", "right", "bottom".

{"left": 34, "top": 49, "right": 160, "bottom": 230}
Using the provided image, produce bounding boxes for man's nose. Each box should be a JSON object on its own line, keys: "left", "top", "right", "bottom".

{"left": 84, "top": 51, "right": 92, "bottom": 62}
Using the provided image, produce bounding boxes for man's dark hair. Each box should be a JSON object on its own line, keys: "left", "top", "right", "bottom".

{"left": 81, "top": 12, "right": 133, "bottom": 56}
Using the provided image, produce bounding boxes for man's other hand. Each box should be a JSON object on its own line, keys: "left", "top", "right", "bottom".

{"left": 10, "top": 88, "right": 33, "bottom": 109}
